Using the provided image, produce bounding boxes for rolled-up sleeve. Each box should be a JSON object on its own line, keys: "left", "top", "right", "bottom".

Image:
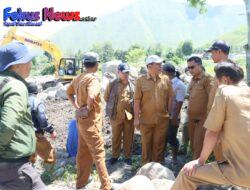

{"left": 204, "top": 88, "right": 227, "bottom": 132}
{"left": 66, "top": 79, "right": 76, "bottom": 97}
{"left": 134, "top": 79, "right": 142, "bottom": 100}
{"left": 104, "top": 82, "right": 111, "bottom": 102}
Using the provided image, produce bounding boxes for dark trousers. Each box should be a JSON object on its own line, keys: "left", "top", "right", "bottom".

{"left": 0, "top": 160, "right": 46, "bottom": 190}
{"left": 167, "top": 120, "right": 179, "bottom": 148}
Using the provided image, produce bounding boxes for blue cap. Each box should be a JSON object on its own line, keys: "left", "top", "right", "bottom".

{"left": 118, "top": 62, "right": 130, "bottom": 73}
{"left": 0, "top": 42, "right": 36, "bottom": 71}
{"left": 206, "top": 40, "right": 230, "bottom": 54}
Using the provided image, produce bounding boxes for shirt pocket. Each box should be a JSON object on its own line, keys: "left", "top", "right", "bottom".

{"left": 141, "top": 84, "right": 152, "bottom": 101}
{"left": 190, "top": 84, "right": 204, "bottom": 98}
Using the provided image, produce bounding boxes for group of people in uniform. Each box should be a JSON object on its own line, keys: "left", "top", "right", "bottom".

{"left": 66, "top": 40, "right": 250, "bottom": 190}
{"left": 0, "top": 40, "right": 249, "bottom": 190}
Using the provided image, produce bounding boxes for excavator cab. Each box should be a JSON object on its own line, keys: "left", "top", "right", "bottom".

{"left": 58, "top": 58, "right": 82, "bottom": 81}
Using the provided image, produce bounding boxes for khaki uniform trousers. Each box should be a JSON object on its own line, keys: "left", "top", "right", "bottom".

{"left": 76, "top": 118, "right": 111, "bottom": 190}
{"left": 140, "top": 117, "right": 169, "bottom": 165}
{"left": 111, "top": 119, "right": 134, "bottom": 159}
{"left": 171, "top": 162, "right": 233, "bottom": 190}
{"left": 188, "top": 117, "right": 206, "bottom": 159}
{"left": 30, "top": 133, "right": 56, "bottom": 164}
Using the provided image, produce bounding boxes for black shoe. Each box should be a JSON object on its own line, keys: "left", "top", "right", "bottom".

{"left": 109, "top": 157, "right": 118, "bottom": 165}
{"left": 124, "top": 158, "right": 132, "bottom": 165}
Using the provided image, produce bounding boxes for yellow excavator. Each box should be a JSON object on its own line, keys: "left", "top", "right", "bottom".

{"left": 0, "top": 28, "right": 82, "bottom": 81}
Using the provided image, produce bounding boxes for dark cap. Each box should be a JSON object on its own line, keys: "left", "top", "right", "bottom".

{"left": 83, "top": 52, "right": 100, "bottom": 63}
{"left": 118, "top": 62, "right": 130, "bottom": 73}
{"left": 0, "top": 42, "right": 36, "bottom": 71}
{"left": 206, "top": 40, "right": 230, "bottom": 54}
{"left": 27, "top": 82, "right": 38, "bottom": 94}
{"left": 162, "top": 63, "right": 176, "bottom": 73}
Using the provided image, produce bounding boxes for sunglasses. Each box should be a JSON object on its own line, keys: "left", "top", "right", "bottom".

{"left": 188, "top": 65, "right": 196, "bottom": 70}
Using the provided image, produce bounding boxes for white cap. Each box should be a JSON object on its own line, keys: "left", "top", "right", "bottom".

{"left": 146, "top": 55, "right": 163, "bottom": 65}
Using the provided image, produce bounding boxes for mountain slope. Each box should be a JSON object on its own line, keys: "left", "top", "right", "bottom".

{"left": 50, "top": 0, "right": 246, "bottom": 52}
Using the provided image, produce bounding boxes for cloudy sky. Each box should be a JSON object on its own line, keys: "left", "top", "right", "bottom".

{"left": 177, "top": 0, "right": 244, "bottom": 5}
{"left": 0, "top": 0, "right": 245, "bottom": 39}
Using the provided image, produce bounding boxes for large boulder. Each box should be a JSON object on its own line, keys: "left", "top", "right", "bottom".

{"left": 136, "top": 162, "right": 175, "bottom": 181}
{"left": 101, "top": 60, "right": 138, "bottom": 91}
{"left": 102, "top": 60, "right": 138, "bottom": 78}
{"left": 38, "top": 82, "right": 69, "bottom": 100}
{"left": 152, "top": 179, "right": 174, "bottom": 190}
{"left": 117, "top": 175, "right": 155, "bottom": 190}
{"left": 55, "top": 83, "right": 69, "bottom": 100}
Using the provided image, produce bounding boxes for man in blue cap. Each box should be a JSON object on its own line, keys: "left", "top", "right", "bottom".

{"left": 0, "top": 42, "right": 46, "bottom": 189}
{"left": 206, "top": 40, "right": 233, "bottom": 161}
{"left": 104, "top": 62, "right": 135, "bottom": 165}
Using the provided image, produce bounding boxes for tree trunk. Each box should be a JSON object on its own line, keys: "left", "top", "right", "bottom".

{"left": 244, "top": 0, "right": 250, "bottom": 85}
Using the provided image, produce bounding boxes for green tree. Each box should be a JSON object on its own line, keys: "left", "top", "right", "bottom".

{"left": 75, "top": 49, "right": 84, "bottom": 60}
{"left": 102, "top": 42, "right": 115, "bottom": 62}
{"left": 176, "top": 43, "right": 184, "bottom": 58}
{"left": 147, "top": 43, "right": 163, "bottom": 57}
{"left": 165, "top": 51, "right": 175, "bottom": 60}
{"left": 44, "top": 51, "right": 52, "bottom": 62}
{"left": 90, "top": 42, "right": 114, "bottom": 63}
{"left": 125, "top": 46, "right": 146, "bottom": 66}
{"left": 114, "top": 49, "right": 127, "bottom": 62}
{"left": 165, "top": 50, "right": 183, "bottom": 65}
{"left": 182, "top": 41, "right": 193, "bottom": 56}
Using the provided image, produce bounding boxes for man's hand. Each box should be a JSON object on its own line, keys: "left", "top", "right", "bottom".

{"left": 134, "top": 118, "right": 140, "bottom": 130}
{"left": 182, "top": 159, "right": 203, "bottom": 176}
{"left": 75, "top": 106, "right": 89, "bottom": 119}
{"left": 50, "top": 131, "right": 57, "bottom": 140}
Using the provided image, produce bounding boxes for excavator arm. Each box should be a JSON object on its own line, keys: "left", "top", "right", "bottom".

{"left": 0, "top": 28, "right": 62, "bottom": 77}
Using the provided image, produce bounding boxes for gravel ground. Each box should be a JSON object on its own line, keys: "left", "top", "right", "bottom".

{"left": 38, "top": 99, "right": 243, "bottom": 190}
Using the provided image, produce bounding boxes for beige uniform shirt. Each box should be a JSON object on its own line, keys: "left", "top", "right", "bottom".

{"left": 134, "top": 73, "right": 174, "bottom": 125}
{"left": 188, "top": 72, "right": 213, "bottom": 119}
{"left": 66, "top": 72, "right": 102, "bottom": 127}
{"left": 204, "top": 84, "right": 250, "bottom": 187}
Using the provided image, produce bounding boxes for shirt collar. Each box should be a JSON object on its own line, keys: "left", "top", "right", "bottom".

{"left": 0, "top": 70, "right": 28, "bottom": 86}
{"left": 146, "top": 73, "right": 161, "bottom": 81}
{"left": 193, "top": 72, "right": 205, "bottom": 81}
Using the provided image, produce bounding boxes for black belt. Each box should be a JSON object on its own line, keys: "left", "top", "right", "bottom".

{"left": 0, "top": 156, "right": 30, "bottom": 163}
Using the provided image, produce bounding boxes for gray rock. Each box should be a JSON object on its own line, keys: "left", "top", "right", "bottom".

{"left": 117, "top": 175, "right": 155, "bottom": 190}
{"left": 152, "top": 179, "right": 174, "bottom": 190}
{"left": 55, "top": 84, "right": 69, "bottom": 100}
{"left": 136, "top": 162, "right": 175, "bottom": 181}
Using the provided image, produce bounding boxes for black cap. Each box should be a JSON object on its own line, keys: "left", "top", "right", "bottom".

{"left": 163, "top": 63, "right": 176, "bottom": 73}
{"left": 27, "top": 82, "right": 38, "bottom": 94}
{"left": 118, "top": 62, "right": 130, "bottom": 73}
{"left": 206, "top": 40, "right": 230, "bottom": 54}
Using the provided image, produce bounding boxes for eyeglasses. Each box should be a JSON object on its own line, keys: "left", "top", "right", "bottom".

{"left": 188, "top": 65, "right": 196, "bottom": 70}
